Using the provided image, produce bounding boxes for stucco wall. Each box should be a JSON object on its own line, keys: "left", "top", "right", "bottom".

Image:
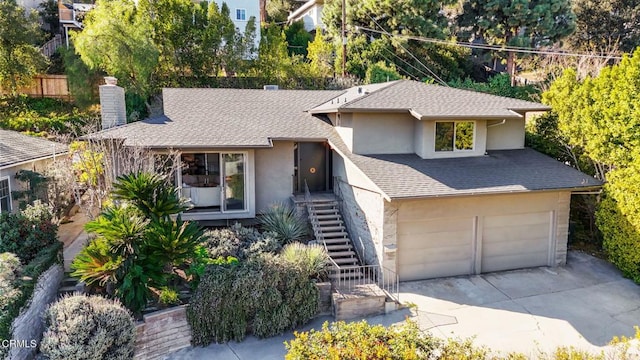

{"left": 386, "top": 191, "right": 571, "bottom": 277}
{"left": 486, "top": 118, "right": 525, "bottom": 150}
{"left": 212, "top": 0, "right": 261, "bottom": 50}
{"left": 352, "top": 113, "right": 415, "bottom": 155}
{"left": 0, "top": 158, "right": 54, "bottom": 213}
{"left": 255, "top": 141, "right": 294, "bottom": 212}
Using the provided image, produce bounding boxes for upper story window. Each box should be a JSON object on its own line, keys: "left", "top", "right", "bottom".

{"left": 235, "top": 8, "right": 247, "bottom": 21}
{"left": 435, "top": 121, "right": 475, "bottom": 152}
{"left": 0, "top": 177, "right": 11, "bottom": 213}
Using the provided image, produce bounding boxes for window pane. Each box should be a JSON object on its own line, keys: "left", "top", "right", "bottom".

{"left": 0, "top": 179, "right": 9, "bottom": 213}
{"left": 435, "top": 122, "right": 454, "bottom": 152}
{"left": 224, "top": 154, "right": 245, "bottom": 211}
{"left": 455, "top": 121, "right": 474, "bottom": 150}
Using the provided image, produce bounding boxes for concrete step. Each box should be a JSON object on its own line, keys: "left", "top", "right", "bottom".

{"left": 326, "top": 244, "right": 353, "bottom": 251}
{"left": 318, "top": 220, "right": 343, "bottom": 226}
{"left": 61, "top": 276, "right": 78, "bottom": 287}
{"left": 313, "top": 208, "right": 339, "bottom": 215}
{"left": 323, "top": 238, "right": 351, "bottom": 245}
{"left": 322, "top": 231, "right": 349, "bottom": 238}
{"left": 315, "top": 214, "right": 341, "bottom": 220}
{"left": 317, "top": 225, "right": 345, "bottom": 233}
{"left": 329, "top": 250, "right": 357, "bottom": 258}
{"left": 311, "top": 201, "right": 338, "bottom": 207}
{"left": 333, "top": 257, "right": 359, "bottom": 265}
{"left": 329, "top": 270, "right": 363, "bottom": 279}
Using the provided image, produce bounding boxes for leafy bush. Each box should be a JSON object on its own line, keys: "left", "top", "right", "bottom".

{"left": 281, "top": 242, "right": 329, "bottom": 280}
{"left": 188, "top": 254, "right": 318, "bottom": 345}
{"left": 0, "top": 95, "right": 98, "bottom": 136}
{"left": 40, "top": 294, "right": 136, "bottom": 360}
{"left": 258, "top": 203, "right": 308, "bottom": 244}
{"left": 203, "top": 223, "right": 280, "bottom": 260}
{"left": 158, "top": 287, "right": 180, "bottom": 306}
{"left": 285, "top": 320, "right": 441, "bottom": 360}
{"left": 0, "top": 202, "right": 58, "bottom": 263}
{"left": 0, "top": 253, "right": 22, "bottom": 326}
{"left": 0, "top": 242, "right": 62, "bottom": 346}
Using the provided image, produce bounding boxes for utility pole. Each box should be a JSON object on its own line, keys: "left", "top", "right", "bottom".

{"left": 341, "top": 0, "right": 347, "bottom": 76}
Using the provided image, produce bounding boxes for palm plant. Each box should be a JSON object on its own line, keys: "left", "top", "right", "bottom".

{"left": 259, "top": 203, "right": 308, "bottom": 244}
{"left": 72, "top": 171, "right": 205, "bottom": 314}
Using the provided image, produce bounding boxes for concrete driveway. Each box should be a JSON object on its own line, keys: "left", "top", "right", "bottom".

{"left": 400, "top": 251, "right": 640, "bottom": 356}
{"left": 166, "top": 251, "right": 640, "bottom": 359}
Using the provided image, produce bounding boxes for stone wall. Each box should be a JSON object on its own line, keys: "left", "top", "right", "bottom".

{"left": 134, "top": 305, "right": 191, "bottom": 360}
{"left": 316, "top": 282, "right": 332, "bottom": 315}
{"left": 8, "top": 264, "right": 63, "bottom": 360}
{"left": 336, "top": 179, "right": 384, "bottom": 266}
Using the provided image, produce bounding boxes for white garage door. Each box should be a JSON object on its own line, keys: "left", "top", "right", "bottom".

{"left": 398, "top": 217, "right": 474, "bottom": 281}
{"left": 481, "top": 212, "right": 551, "bottom": 273}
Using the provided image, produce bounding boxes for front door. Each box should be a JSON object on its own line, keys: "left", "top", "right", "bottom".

{"left": 295, "top": 142, "right": 330, "bottom": 192}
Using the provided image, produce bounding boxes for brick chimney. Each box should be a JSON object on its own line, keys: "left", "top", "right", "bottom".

{"left": 99, "top": 76, "right": 126, "bottom": 130}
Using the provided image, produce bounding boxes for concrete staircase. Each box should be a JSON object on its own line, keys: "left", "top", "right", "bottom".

{"left": 307, "top": 199, "right": 363, "bottom": 280}
{"left": 58, "top": 273, "right": 84, "bottom": 297}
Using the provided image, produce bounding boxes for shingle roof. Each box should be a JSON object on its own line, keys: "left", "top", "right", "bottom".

{"left": 310, "top": 80, "right": 550, "bottom": 118}
{"left": 0, "top": 130, "right": 67, "bottom": 169}
{"left": 343, "top": 148, "right": 602, "bottom": 199}
{"left": 90, "top": 88, "right": 345, "bottom": 147}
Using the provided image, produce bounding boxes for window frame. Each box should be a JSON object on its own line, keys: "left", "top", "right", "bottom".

{"left": 434, "top": 120, "right": 476, "bottom": 152}
{"left": 235, "top": 8, "right": 247, "bottom": 21}
{"left": 0, "top": 176, "right": 11, "bottom": 213}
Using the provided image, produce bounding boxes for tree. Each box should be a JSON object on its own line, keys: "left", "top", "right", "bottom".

{"left": 542, "top": 49, "right": 640, "bottom": 282}
{"left": 568, "top": 0, "right": 640, "bottom": 53}
{"left": 307, "top": 31, "right": 335, "bottom": 77}
{"left": 38, "top": 0, "right": 60, "bottom": 37}
{"left": 285, "top": 20, "right": 313, "bottom": 57}
{"left": 458, "top": 0, "right": 576, "bottom": 84}
{"left": 249, "top": 25, "right": 308, "bottom": 82}
{"left": 322, "top": 0, "right": 472, "bottom": 81}
{"left": 0, "top": 0, "right": 48, "bottom": 95}
{"left": 364, "top": 61, "right": 402, "bottom": 83}
{"left": 73, "top": 0, "right": 159, "bottom": 101}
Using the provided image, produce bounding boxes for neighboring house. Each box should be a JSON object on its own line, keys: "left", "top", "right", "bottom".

{"left": 90, "top": 79, "right": 601, "bottom": 281}
{"left": 287, "top": 0, "right": 324, "bottom": 32}
{"left": 0, "top": 130, "right": 67, "bottom": 213}
{"left": 211, "top": 0, "right": 261, "bottom": 50}
{"left": 58, "top": 0, "right": 95, "bottom": 46}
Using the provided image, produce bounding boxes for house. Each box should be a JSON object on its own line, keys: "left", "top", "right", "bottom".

{"left": 0, "top": 130, "right": 67, "bottom": 213}
{"left": 90, "top": 79, "right": 601, "bottom": 281}
{"left": 287, "top": 0, "right": 324, "bottom": 32}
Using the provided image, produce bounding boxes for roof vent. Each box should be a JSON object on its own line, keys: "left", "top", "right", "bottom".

{"left": 263, "top": 85, "right": 279, "bottom": 90}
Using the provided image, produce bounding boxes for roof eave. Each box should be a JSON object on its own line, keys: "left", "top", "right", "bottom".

{"left": 0, "top": 151, "right": 69, "bottom": 171}
{"left": 387, "top": 185, "right": 603, "bottom": 201}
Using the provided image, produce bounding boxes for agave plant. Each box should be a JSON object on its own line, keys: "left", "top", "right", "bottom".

{"left": 281, "top": 242, "right": 329, "bottom": 280}
{"left": 259, "top": 203, "right": 308, "bottom": 244}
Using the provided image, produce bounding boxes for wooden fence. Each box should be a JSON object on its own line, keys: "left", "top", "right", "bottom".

{"left": 1, "top": 75, "right": 71, "bottom": 100}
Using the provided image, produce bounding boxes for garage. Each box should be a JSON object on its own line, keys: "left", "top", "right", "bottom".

{"left": 395, "top": 193, "right": 563, "bottom": 282}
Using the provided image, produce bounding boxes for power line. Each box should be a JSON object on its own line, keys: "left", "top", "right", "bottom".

{"left": 366, "top": 15, "right": 449, "bottom": 86}
{"left": 356, "top": 26, "right": 624, "bottom": 60}
{"left": 381, "top": 46, "right": 433, "bottom": 79}
{"left": 377, "top": 51, "right": 422, "bottom": 81}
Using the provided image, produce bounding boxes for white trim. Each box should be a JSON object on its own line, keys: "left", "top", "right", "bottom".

{"left": 434, "top": 120, "right": 476, "bottom": 152}
{"left": 0, "top": 176, "right": 11, "bottom": 213}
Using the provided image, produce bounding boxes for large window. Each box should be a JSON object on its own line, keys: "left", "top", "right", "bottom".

{"left": 180, "top": 152, "right": 246, "bottom": 212}
{"left": 0, "top": 177, "right": 10, "bottom": 213}
{"left": 435, "top": 121, "right": 475, "bottom": 152}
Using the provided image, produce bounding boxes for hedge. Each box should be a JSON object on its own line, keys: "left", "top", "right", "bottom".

{"left": 0, "top": 242, "right": 63, "bottom": 344}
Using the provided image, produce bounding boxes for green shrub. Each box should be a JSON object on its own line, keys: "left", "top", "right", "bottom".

{"left": 203, "top": 223, "right": 280, "bottom": 260}
{"left": 0, "top": 202, "right": 59, "bottom": 263}
{"left": 285, "top": 320, "right": 441, "bottom": 360}
{"left": 0, "top": 253, "right": 22, "bottom": 327}
{"left": 0, "top": 242, "right": 62, "bottom": 346}
{"left": 281, "top": 242, "right": 329, "bottom": 280}
{"left": 158, "top": 287, "right": 180, "bottom": 306}
{"left": 40, "top": 294, "right": 136, "bottom": 360}
{"left": 188, "top": 254, "right": 318, "bottom": 345}
{"left": 258, "top": 203, "right": 308, "bottom": 244}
